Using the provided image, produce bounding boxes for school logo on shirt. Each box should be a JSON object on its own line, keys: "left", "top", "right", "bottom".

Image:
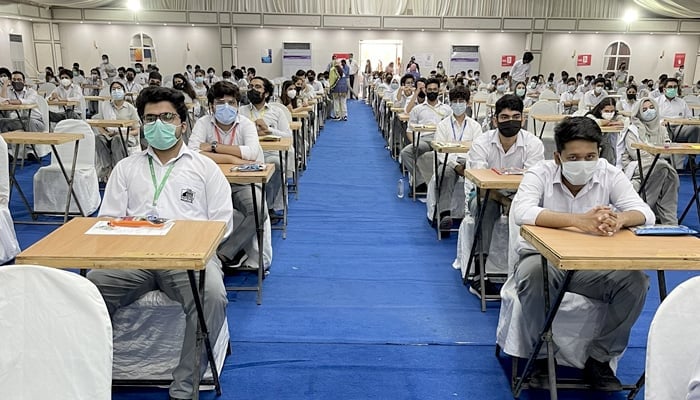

{"left": 180, "top": 188, "right": 195, "bottom": 203}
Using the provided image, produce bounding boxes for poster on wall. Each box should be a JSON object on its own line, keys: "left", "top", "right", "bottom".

{"left": 282, "top": 42, "right": 312, "bottom": 79}
{"left": 674, "top": 53, "right": 686, "bottom": 68}
{"left": 261, "top": 49, "right": 272, "bottom": 64}
{"left": 577, "top": 54, "right": 592, "bottom": 66}
{"left": 449, "top": 45, "right": 480, "bottom": 75}
{"left": 409, "top": 53, "right": 434, "bottom": 72}
{"left": 501, "top": 55, "right": 515, "bottom": 67}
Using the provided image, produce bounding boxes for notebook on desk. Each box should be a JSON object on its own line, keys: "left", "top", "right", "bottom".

{"left": 492, "top": 167, "right": 525, "bottom": 175}
{"left": 629, "top": 225, "right": 699, "bottom": 236}
{"left": 259, "top": 135, "right": 282, "bottom": 142}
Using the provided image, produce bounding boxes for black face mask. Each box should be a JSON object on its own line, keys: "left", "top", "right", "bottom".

{"left": 174, "top": 82, "right": 185, "bottom": 90}
{"left": 118, "top": 73, "right": 125, "bottom": 79}
{"left": 498, "top": 120, "right": 521, "bottom": 137}
{"left": 417, "top": 91, "right": 426, "bottom": 100}
{"left": 307, "top": 76, "right": 315, "bottom": 82}
{"left": 295, "top": 87, "right": 302, "bottom": 92}
{"left": 627, "top": 93, "right": 636, "bottom": 100}
{"left": 11, "top": 81, "right": 24, "bottom": 92}
{"left": 426, "top": 92, "right": 438, "bottom": 102}
{"left": 247, "top": 90, "right": 264, "bottom": 105}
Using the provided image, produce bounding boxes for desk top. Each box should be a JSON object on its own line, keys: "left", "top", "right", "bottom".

{"left": 0, "top": 103, "right": 37, "bottom": 111}
{"left": 2, "top": 131, "right": 84, "bottom": 145}
{"left": 84, "top": 95, "right": 110, "bottom": 102}
{"left": 411, "top": 124, "right": 437, "bottom": 133}
{"left": 289, "top": 121, "right": 302, "bottom": 130}
{"left": 298, "top": 105, "right": 314, "bottom": 112}
{"left": 520, "top": 225, "right": 700, "bottom": 270}
{"left": 16, "top": 217, "right": 227, "bottom": 271}
{"left": 690, "top": 104, "right": 700, "bottom": 110}
{"left": 291, "top": 110, "right": 310, "bottom": 118}
{"left": 260, "top": 136, "right": 292, "bottom": 151}
{"left": 600, "top": 125, "right": 623, "bottom": 133}
{"left": 87, "top": 119, "right": 139, "bottom": 128}
{"left": 666, "top": 117, "right": 700, "bottom": 126}
{"left": 473, "top": 99, "right": 487, "bottom": 104}
{"left": 431, "top": 141, "right": 471, "bottom": 153}
{"left": 398, "top": 113, "right": 410, "bottom": 122}
{"left": 531, "top": 114, "right": 568, "bottom": 123}
{"left": 48, "top": 100, "right": 79, "bottom": 106}
{"left": 391, "top": 107, "right": 405, "bottom": 113}
{"left": 463, "top": 168, "right": 523, "bottom": 189}
{"left": 632, "top": 142, "right": 700, "bottom": 155}
{"left": 219, "top": 163, "right": 275, "bottom": 184}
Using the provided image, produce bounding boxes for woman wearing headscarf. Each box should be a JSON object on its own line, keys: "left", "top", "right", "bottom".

{"left": 618, "top": 96, "right": 679, "bottom": 224}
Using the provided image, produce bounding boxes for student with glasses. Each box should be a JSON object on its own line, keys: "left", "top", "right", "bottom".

{"left": 87, "top": 86, "right": 233, "bottom": 400}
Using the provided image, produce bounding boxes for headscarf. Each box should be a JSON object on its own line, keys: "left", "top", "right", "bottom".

{"left": 630, "top": 96, "right": 666, "bottom": 146}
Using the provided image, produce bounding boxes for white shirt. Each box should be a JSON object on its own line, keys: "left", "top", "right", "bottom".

{"left": 99, "top": 144, "right": 234, "bottom": 240}
{"left": 2, "top": 87, "right": 43, "bottom": 126}
{"left": 655, "top": 95, "right": 691, "bottom": 119}
{"left": 435, "top": 114, "right": 483, "bottom": 169}
{"left": 467, "top": 128, "right": 544, "bottom": 170}
{"left": 511, "top": 158, "right": 655, "bottom": 255}
{"left": 50, "top": 83, "right": 84, "bottom": 102}
{"left": 560, "top": 90, "right": 584, "bottom": 114}
{"left": 189, "top": 114, "right": 263, "bottom": 163}
{"left": 239, "top": 103, "right": 292, "bottom": 139}
{"left": 348, "top": 59, "right": 359, "bottom": 76}
{"left": 583, "top": 89, "right": 606, "bottom": 108}
{"left": 407, "top": 102, "right": 452, "bottom": 135}
{"left": 617, "top": 98, "right": 638, "bottom": 113}
{"left": 123, "top": 80, "right": 143, "bottom": 96}
{"left": 509, "top": 60, "right": 531, "bottom": 82}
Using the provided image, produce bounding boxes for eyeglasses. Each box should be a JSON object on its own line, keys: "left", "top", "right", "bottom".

{"left": 497, "top": 114, "right": 522, "bottom": 122}
{"left": 213, "top": 99, "right": 237, "bottom": 107}
{"left": 143, "top": 112, "right": 178, "bottom": 124}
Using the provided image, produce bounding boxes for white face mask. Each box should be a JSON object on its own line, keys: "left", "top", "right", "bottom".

{"left": 60, "top": 78, "right": 71, "bottom": 87}
{"left": 286, "top": 90, "right": 296, "bottom": 99}
{"left": 594, "top": 86, "right": 603, "bottom": 95}
{"left": 450, "top": 102, "right": 467, "bottom": 116}
{"left": 567, "top": 85, "right": 576, "bottom": 92}
{"left": 560, "top": 158, "right": 598, "bottom": 186}
{"left": 496, "top": 84, "right": 506, "bottom": 93}
{"left": 601, "top": 112, "right": 615, "bottom": 120}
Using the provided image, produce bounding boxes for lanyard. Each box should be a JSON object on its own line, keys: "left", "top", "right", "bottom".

{"left": 148, "top": 156, "right": 177, "bottom": 207}
{"left": 427, "top": 104, "right": 445, "bottom": 119}
{"left": 450, "top": 118, "right": 467, "bottom": 142}
{"left": 214, "top": 123, "right": 237, "bottom": 145}
{"left": 249, "top": 106, "right": 267, "bottom": 121}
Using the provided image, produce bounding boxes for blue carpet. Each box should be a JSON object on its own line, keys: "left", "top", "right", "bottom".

{"left": 8, "top": 101, "right": 700, "bottom": 399}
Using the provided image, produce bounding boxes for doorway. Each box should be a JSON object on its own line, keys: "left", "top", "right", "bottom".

{"left": 359, "top": 39, "right": 403, "bottom": 74}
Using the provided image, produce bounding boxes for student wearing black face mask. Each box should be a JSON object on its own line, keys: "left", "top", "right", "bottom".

{"left": 0, "top": 70, "right": 46, "bottom": 140}
{"left": 617, "top": 84, "right": 638, "bottom": 114}
{"left": 463, "top": 94, "right": 544, "bottom": 298}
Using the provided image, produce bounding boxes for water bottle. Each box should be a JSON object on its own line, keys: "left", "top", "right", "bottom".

{"left": 397, "top": 178, "right": 405, "bottom": 198}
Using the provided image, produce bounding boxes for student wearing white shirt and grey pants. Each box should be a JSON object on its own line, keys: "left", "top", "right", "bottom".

{"left": 508, "top": 51, "right": 533, "bottom": 89}
{"left": 510, "top": 117, "right": 654, "bottom": 392}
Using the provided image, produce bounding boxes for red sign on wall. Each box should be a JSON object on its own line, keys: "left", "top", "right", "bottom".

{"left": 577, "top": 54, "right": 592, "bottom": 66}
{"left": 501, "top": 55, "right": 515, "bottom": 67}
{"left": 674, "top": 53, "right": 686, "bottom": 68}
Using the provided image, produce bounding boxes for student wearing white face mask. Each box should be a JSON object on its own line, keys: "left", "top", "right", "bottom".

{"left": 514, "top": 81, "right": 535, "bottom": 109}
{"left": 510, "top": 117, "right": 653, "bottom": 392}
{"left": 92, "top": 81, "right": 141, "bottom": 181}
{"left": 48, "top": 69, "right": 84, "bottom": 122}
{"left": 559, "top": 77, "right": 583, "bottom": 114}
{"left": 583, "top": 77, "right": 608, "bottom": 109}
{"left": 487, "top": 78, "right": 508, "bottom": 106}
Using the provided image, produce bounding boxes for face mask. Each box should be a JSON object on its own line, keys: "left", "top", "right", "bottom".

{"left": 560, "top": 159, "right": 597, "bottom": 186}
{"left": 665, "top": 88, "right": 677, "bottom": 99}
{"left": 584, "top": 80, "right": 590, "bottom": 85}
{"left": 102, "top": 59, "right": 108, "bottom": 64}
{"left": 496, "top": 84, "right": 506, "bottom": 92}
{"left": 195, "top": 76, "right": 204, "bottom": 84}
{"left": 515, "top": 88, "right": 526, "bottom": 97}
{"left": 111, "top": 89, "right": 125, "bottom": 100}
{"left": 287, "top": 90, "right": 296, "bottom": 99}
{"left": 390, "top": 82, "right": 399, "bottom": 90}
{"left": 641, "top": 108, "right": 657, "bottom": 121}
{"left": 417, "top": 91, "right": 426, "bottom": 100}
{"left": 173, "top": 82, "right": 185, "bottom": 90}
{"left": 568, "top": 85, "right": 576, "bottom": 92}
{"left": 451, "top": 102, "right": 467, "bottom": 116}
{"left": 214, "top": 103, "right": 237, "bottom": 125}
{"left": 136, "top": 67, "right": 142, "bottom": 73}
{"left": 126, "top": 74, "right": 134, "bottom": 81}
{"left": 118, "top": 73, "right": 125, "bottom": 79}
{"left": 594, "top": 86, "right": 603, "bottom": 95}
{"left": 626, "top": 93, "right": 636, "bottom": 100}
{"left": 11, "top": 81, "right": 24, "bottom": 92}
{"left": 491, "top": 79, "right": 496, "bottom": 84}
{"left": 308, "top": 76, "right": 315, "bottom": 82}
{"left": 529, "top": 82, "right": 537, "bottom": 89}
{"left": 601, "top": 112, "right": 615, "bottom": 120}
{"left": 470, "top": 85, "right": 477, "bottom": 91}
{"left": 60, "top": 78, "right": 71, "bottom": 87}
{"left": 247, "top": 90, "right": 264, "bottom": 105}
{"left": 474, "top": 75, "right": 480, "bottom": 80}
{"left": 187, "top": 68, "right": 192, "bottom": 73}
{"left": 144, "top": 119, "right": 179, "bottom": 150}
{"left": 426, "top": 92, "right": 439, "bottom": 102}
{"left": 498, "top": 120, "right": 521, "bottom": 137}
{"left": 208, "top": 72, "right": 214, "bottom": 77}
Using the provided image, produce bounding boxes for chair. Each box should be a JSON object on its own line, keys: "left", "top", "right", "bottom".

{"left": 645, "top": 276, "right": 700, "bottom": 400}
{"left": 37, "top": 82, "right": 56, "bottom": 98}
{"left": 32, "top": 95, "right": 51, "bottom": 157}
{"left": 0, "top": 265, "right": 112, "bottom": 400}
{"left": 0, "top": 136, "right": 20, "bottom": 264}
{"left": 684, "top": 94, "right": 699, "bottom": 106}
{"left": 472, "top": 91, "right": 489, "bottom": 121}
{"left": 33, "top": 119, "right": 101, "bottom": 215}
{"left": 527, "top": 100, "right": 559, "bottom": 159}
{"left": 538, "top": 89, "right": 559, "bottom": 101}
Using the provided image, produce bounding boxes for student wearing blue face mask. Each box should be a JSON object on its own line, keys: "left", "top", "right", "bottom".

{"left": 189, "top": 81, "right": 265, "bottom": 271}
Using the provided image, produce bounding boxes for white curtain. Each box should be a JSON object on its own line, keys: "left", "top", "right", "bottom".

{"left": 633, "top": 0, "right": 700, "bottom": 18}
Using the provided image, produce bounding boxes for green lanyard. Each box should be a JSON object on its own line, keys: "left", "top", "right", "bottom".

{"left": 148, "top": 156, "right": 177, "bottom": 207}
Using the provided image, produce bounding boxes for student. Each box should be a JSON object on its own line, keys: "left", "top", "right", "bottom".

{"left": 582, "top": 77, "right": 608, "bottom": 109}
{"left": 99, "top": 54, "right": 117, "bottom": 83}
{"left": 510, "top": 116, "right": 653, "bottom": 392}
{"left": 188, "top": 81, "right": 265, "bottom": 269}
{"left": 509, "top": 51, "right": 534, "bottom": 88}
{"left": 617, "top": 85, "right": 638, "bottom": 114}
{"left": 655, "top": 77, "right": 697, "bottom": 147}
{"left": 465, "top": 94, "right": 544, "bottom": 296}
{"left": 513, "top": 81, "right": 535, "bottom": 109}
{"left": 192, "top": 69, "right": 208, "bottom": 98}
{"left": 392, "top": 74, "right": 415, "bottom": 109}
{"left": 123, "top": 67, "right": 143, "bottom": 97}
{"left": 431, "top": 86, "right": 483, "bottom": 232}
{"left": 87, "top": 86, "right": 233, "bottom": 400}
{"left": 147, "top": 71, "right": 162, "bottom": 87}
{"left": 487, "top": 78, "right": 508, "bottom": 107}
{"left": 400, "top": 78, "right": 452, "bottom": 193}
{"left": 585, "top": 97, "right": 624, "bottom": 165}
{"left": 0, "top": 70, "right": 45, "bottom": 133}
{"left": 618, "top": 97, "right": 679, "bottom": 225}
{"left": 329, "top": 60, "right": 348, "bottom": 121}
{"left": 559, "top": 77, "right": 583, "bottom": 114}
{"left": 48, "top": 69, "right": 84, "bottom": 122}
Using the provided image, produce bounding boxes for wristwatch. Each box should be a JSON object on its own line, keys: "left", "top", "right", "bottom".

{"left": 210, "top": 140, "right": 218, "bottom": 153}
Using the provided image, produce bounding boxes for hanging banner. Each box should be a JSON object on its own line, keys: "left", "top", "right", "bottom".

{"left": 449, "top": 45, "right": 480, "bottom": 76}
{"left": 577, "top": 54, "right": 592, "bottom": 66}
{"left": 674, "top": 53, "right": 686, "bottom": 68}
{"left": 501, "top": 55, "right": 516, "bottom": 67}
{"left": 282, "top": 42, "right": 312, "bottom": 79}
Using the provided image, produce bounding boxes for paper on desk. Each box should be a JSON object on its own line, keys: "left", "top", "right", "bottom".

{"left": 85, "top": 220, "right": 175, "bottom": 236}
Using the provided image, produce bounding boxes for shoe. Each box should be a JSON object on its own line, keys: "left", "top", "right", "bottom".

{"left": 583, "top": 357, "right": 623, "bottom": 391}
{"left": 527, "top": 358, "right": 552, "bottom": 389}
{"left": 413, "top": 183, "right": 427, "bottom": 194}
{"left": 221, "top": 250, "right": 248, "bottom": 275}
{"left": 342, "top": 116, "right": 348, "bottom": 121}
{"left": 169, "top": 396, "right": 191, "bottom": 400}
{"left": 468, "top": 277, "right": 500, "bottom": 300}
{"left": 330, "top": 116, "right": 341, "bottom": 121}
{"left": 439, "top": 215, "right": 452, "bottom": 238}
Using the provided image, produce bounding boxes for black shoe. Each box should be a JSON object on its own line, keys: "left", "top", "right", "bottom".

{"left": 527, "top": 358, "right": 552, "bottom": 389}
{"left": 439, "top": 215, "right": 452, "bottom": 238}
{"left": 468, "top": 277, "right": 500, "bottom": 300}
{"left": 414, "top": 183, "right": 427, "bottom": 194}
{"left": 342, "top": 116, "right": 348, "bottom": 121}
{"left": 221, "top": 250, "right": 248, "bottom": 275}
{"left": 583, "top": 357, "right": 623, "bottom": 392}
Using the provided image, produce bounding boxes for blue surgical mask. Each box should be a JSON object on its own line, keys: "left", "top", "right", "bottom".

{"left": 496, "top": 84, "right": 506, "bottom": 92}
{"left": 641, "top": 108, "right": 657, "bottom": 122}
{"left": 214, "top": 103, "right": 237, "bottom": 125}
{"left": 111, "top": 89, "right": 125, "bottom": 101}
{"left": 515, "top": 88, "right": 526, "bottom": 97}
{"left": 144, "top": 120, "right": 179, "bottom": 150}
{"left": 195, "top": 76, "right": 204, "bottom": 84}
{"left": 450, "top": 102, "right": 467, "bottom": 116}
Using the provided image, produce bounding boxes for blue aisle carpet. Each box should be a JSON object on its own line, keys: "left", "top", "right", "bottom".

{"left": 8, "top": 100, "right": 700, "bottom": 400}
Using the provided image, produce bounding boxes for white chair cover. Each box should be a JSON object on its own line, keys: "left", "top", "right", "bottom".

{"left": 683, "top": 94, "right": 699, "bottom": 105}
{"left": 33, "top": 95, "right": 51, "bottom": 157}
{"left": 33, "top": 119, "right": 101, "bottom": 215}
{"left": 538, "top": 89, "right": 559, "bottom": 101}
{"left": 0, "top": 265, "right": 112, "bottom": 400}
{"left": 527, "top": 100, "right": 559, "bottom": 159}
{"left": 0, "top": 136, "right": 20, "bottom": 263}
{"left": 425, "top": 174, "right": 466, "bottom": 221}
{"left": 645, "top": 276, "right": 700, "bottom": 400}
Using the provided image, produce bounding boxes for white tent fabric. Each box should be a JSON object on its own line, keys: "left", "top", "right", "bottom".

{"left": 645, "top": 276, "right": 700, "bottom": 400}
{"left": 0, "top": 135, "right": 20, "bottom": 264}
{"left": 0, "top": 265, "right": 112, "bottom": 400}
{"left": 633, "top": 0, "right": 700, "bottom": 18}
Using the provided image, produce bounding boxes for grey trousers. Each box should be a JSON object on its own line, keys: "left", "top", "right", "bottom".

{"left": 514, "top": 253, "right": 649, "bottom": 361}
{"left": 432, "top": 159, "right": 461, "bottom": 217}
{"left": 468, "top": 196, "right": 502, "bottom": 257}
{"left": 95, "top": 134, "right": 128, "bottom": 181}
{"left": 633, "top": 160, "right": 679, "bottom": 225}
{"left": 400, "top": 135, "right": 434, "bottom": 187}
{"left": 86, "top": 257, "right": 228, "bottom": 398}
{"left": 263, "top": 151, "right": 282, "bottom": 210}
{"left": 217, "top": 183, "right": 267, "bottom": 262}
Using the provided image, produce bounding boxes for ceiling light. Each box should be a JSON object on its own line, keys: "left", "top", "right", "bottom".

{"left": 623, "top": 9, "right": 638, "bottom": 24}
{"left": 127, "top": 0, "right": 141, "bottom": 12}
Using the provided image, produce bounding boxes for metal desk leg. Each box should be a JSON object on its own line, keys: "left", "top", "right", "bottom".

{"left": 8, "top": 144, "right": 36, "bottom": 220}
{"left": 51, "top": 140, "right": 85, "bottom": 222}
{"left": 251, "top": 182, "right": 265, "bottom": 305}
{"left": 411, "top": 131, "right": 422, "bottom": 201}
{"left": 118, "top": 126, "right": 129, "bottom": 155}
{"left": 279, "top": 149, "right": 288, "bottom": 239}
{"left": 433, "top": 152, "right": 450, "bottom": 240}
{"left": 678, "top": 156, "right": 700, "bottom": 224}
{"left": 635, "top": 151, "right": 661, "bottom": 202}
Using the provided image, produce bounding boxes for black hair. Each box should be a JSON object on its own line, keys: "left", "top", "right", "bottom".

{"left": 593, "top": 77, "right": 606, "bottom": 86}
{"left": 280, "top": 80, "right": 297, "bottom": 108}
{"left": 101, "top": 54, "right": 109, "bottom": 59}
{"left": 251, "top": 76, "right": 274, "bottom": 101}
{"left": 247, "top": 67, "right": 256, "bottom": 76}
{"left": 566, "top": 77, "right": 577, "bottom": 84}
{"left": 172, "top": 73, "right": 197, "bottom": 100}
{"left": 426, "top": 78, "right": 441, "bottom": 89}
{"left": 399, "top": 73, "right": 415, "bottom": 86}
{"left": 233, "top": 68, "right": 244, "bottom": 80}
{"left": 207, "top": 81, "right": 240, "bottom": 105}
{"left": 587, "top": 97, "right": 617, "bottom": 119}
{"left": 109, "top": 81, "right": 125, "bottom": 91}
{"left": 135, "top": 86, "right": 188, "bottom": 124}
{"left": 494, "top": 94, "right": 524, "bottom": 116}
{"left": 207, "top": 67, "right": 215, "bottom": 74}
{"left": 554, "top": 116, "right": 602, "bottom": 153}
{"left": 222, "top": 70, "right": 232, "bottom": 79}
{"left": 148, "top": 71, "right": 162, "bottom": 81}
{"left": 11, "top": 70, "right": 24, "bottom": 80}
{"left": 523, "top": 52, "right": 534, "bottom": 62}
{"left": 126, "top": 68, "right": 136, "bottom": 75}
{"left": 626, "top": 84, "right": 638, "bottom": 92}
{"left": 449, "top": 85, "right": 470, "bottom": 102}
{"left": 295, "top": 69, "right": 306, "bottom": 77}
{"left": 59, "top": 69, "right": 73, "bottom": 79}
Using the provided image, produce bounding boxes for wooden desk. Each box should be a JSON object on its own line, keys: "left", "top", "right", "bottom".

{"left": 665, "top": 117, "right": 700, "bottom": 141}
{"left": 513, "top": 225, "right": 700, "bottom": 400}
{"left": 430, "top": 141, "right": 472, "bottom": 240}
{"left": 398, "top": 113, "right": 409, "bottom": 122}
{"left": 219, "top": 164, "right": 274, "bottom": 304}
{"left": 15, "top": 217, "right": 227, "bottom": 398}
{"left": 48, "top": 100, "right": 79, "bottom": 107}
{"left": 472, "top": 98, "right": 487, "bottom": 117}
{"left": 407, "top": 125, "right": 437, "bottom": 200}
{"left": 260, "top": 137, "right": 293, "bottom": 238}
{"left": 463, "top": 168, "right": 523, "bottom": 311}
{"left": 2, "top": 131, "right": 85, "bottom": 223}
{"left": 84, "top": 95, "right": 110, "bottom": 102}
{"left": 391, "top": 106, "right": 405, "bottom": 113}
{"left": 0, "top": 103, "right": 38, "bottom": 130}
{"left": 87, "top": 119, "right": 139, "bottom": 154}
{"left": 690, "top": 104, "right": 700, "bottom": 116}
{"left": 531, "top": 114, "right": 568, "bottom": 139}
{"left": 600, "top": 125, "right": 623, "bottom": 134}
{"left": 632, "top": 142, "right": 700, "bottom": 224}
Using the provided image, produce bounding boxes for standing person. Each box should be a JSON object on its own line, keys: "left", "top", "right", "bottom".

{"left": 87, "top": 86, "right": 233, "bottom": 400}
{"left": 329, "top": 60, "right": 349, "bottom": 121}
{"left": 674, "top": 64, "right": 685, "bottom": 86}
{"left": 348, "top": 53, "right": 359, "bottom": 100}
{"left": 362, "top": 59, "right": 372, "bottom": 101}
{"left": 100, "top": 54, "right": 117, "bottom": 84}
{"left": 326, "top": 55, "right": 337, "bottom": 73}
{"left": 509, "top": 51, "right": 534, "bottom": 89}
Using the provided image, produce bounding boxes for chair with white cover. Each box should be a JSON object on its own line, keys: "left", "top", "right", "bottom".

{"left": 527, "top": 100, "right": 559, "bottom": 159}
{"left": 538, "top": 89, "right": 559, "bottom": 101}
{"left": 0, "top": 264, "right": 112, "bottom": 400}
{"left": 33, "top": 119, "right": 100, "bottom": 215}
{"left": 0, "top": 136, "right": 20, "bottom": 264}
{"left": 32, "top": 95, "right": 51, "bottom": 157}
{"left": 645, "top": 276, "right": 700, "bottom": 400}
{"left": 472, "top": 90, "right": 490, "bottom": 122}
{"left": 37, "top": 82, "right": 56, "bottom": 98}
{"left": 683, "top": 94, "right": 699, "bottom": 106}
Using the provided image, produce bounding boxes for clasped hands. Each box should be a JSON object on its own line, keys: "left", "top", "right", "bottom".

{"left": 578, "top": 206, "right": 623, "bottom": 236}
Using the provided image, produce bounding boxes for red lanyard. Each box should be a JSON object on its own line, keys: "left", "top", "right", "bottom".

{"left": 213, "top": 123, "right": 237, "bottom": 145}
